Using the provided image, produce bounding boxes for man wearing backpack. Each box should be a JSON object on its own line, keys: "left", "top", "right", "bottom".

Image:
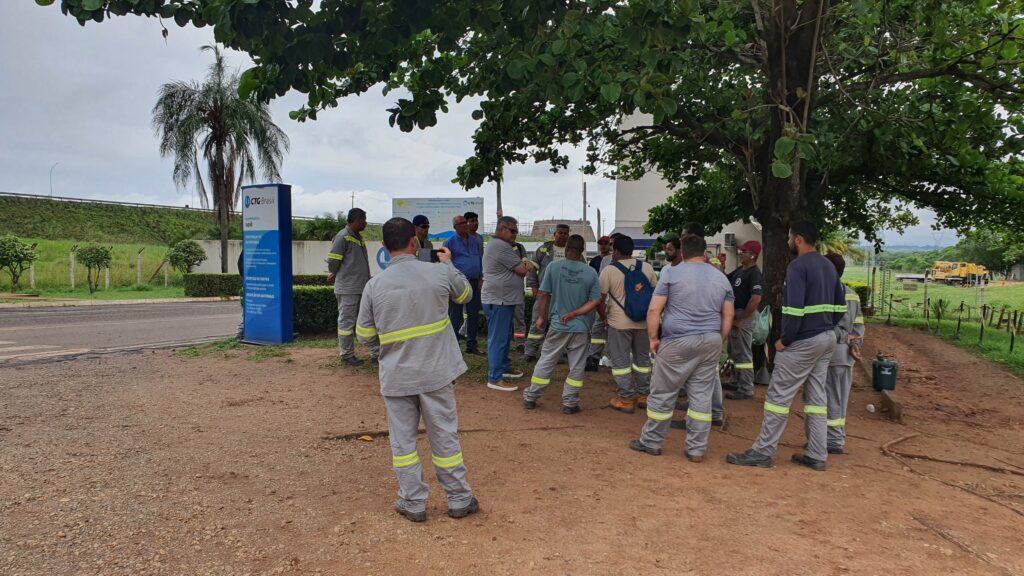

{"left": 724, "top": 240, "right": 764, "bottom": 400}
{"left": 601, "top": 235, "right": 658, "bottom": 413}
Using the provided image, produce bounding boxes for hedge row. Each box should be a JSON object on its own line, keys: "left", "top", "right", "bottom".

{"left": 184, "top": 273, "right": 330, "bottom": 296}
{"left": 844, "top": 280, "right": 870, "bottom": 308}
{"left": 293, "top": 286, "right": 337, "bottom": 333}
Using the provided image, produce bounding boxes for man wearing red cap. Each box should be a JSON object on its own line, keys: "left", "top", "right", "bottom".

{"left": 725, "top": 240, "right": 764, "bottom": 400}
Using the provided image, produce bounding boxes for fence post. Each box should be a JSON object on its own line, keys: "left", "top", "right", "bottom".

{"left": 979, "top": 305, "right": 986, "bottom": 344}
{"left": 136, "top": 249, "right": 144, "bottom": 286}
{"left": 954, "top": 300, "right": 964, "bottom": 340}
{"left": 886, "top": 293, "right": 894, "bottom": 325}
{"left": 104, "top": 267, "right": 110, "bottom": 290}
{"left": 29, "top": 263, "right": 35, "bottom": 290}
{"left": 69, "top": 250, "right": 75, "bottom": 290}
{"left": 163, "top": 263, "right": 168, "bottom": 287}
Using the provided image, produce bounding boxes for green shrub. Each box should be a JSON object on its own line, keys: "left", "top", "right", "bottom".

{"left": 293, "top": 274, "right": 331, "bottom": 286}
{"left": 844, "top": 280, "right": 869, "bottom": 306}
{"left": 76, "top": 245, "right": 113, "bottom": 294}
{"left": 0, "top": 234, "right": 38, "bottom": 291}
{"left": 184, "top": 273, "right": 243, "bottom": 297}
{"left": 293, "top": 285, "right": 336, "bottom": 334}
{"left": 166, "top": 239, "right": 207, "bottom": 274}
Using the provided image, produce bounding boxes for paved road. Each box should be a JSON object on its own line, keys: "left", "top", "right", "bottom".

{"left": 0, "top": 301, "right": 240, "bottom": 364}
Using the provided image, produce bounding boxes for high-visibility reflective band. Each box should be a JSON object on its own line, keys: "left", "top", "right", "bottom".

{"left": 853, "top": 316, "right": 865, "bottom": 325}
{"left": 687, "top": 408, "right": 712, "bottom": 422}
{"left": 782, "top": 304, "right": 847, "bottom": 316}
{"left": 590, "top": 338, "right": 607, "bottom": 345}
{"left": 531, "top": 376, "right": 550, "bottom": 386}
{"left": 764, "top": 401, "right": 790, "bottom": 415}
{"left": 611, "top": 367, "right": 632, "bottom": 376}
{"left": 565, "top": 378, "right": 583, "bottom": 389}
{"left": 804, "top": 404, "right": 828, "bottom": 415}
{"left": 337, "top": 328, "right": 353, "bottom": 336}
{"left": 327, "top": 252, "right": 344, "bottom": 261}
{"left": 527, "top": 333, "right": 544, "bottom": 340}
{"left": 378, "top": 317, "right": 451, "bottom": 344}
{"left": 344, "top": 236, "right": 364, "bottom": 246}
{"left": 454, "top": 284, "right": 472, "bottom": 304}
{"left": 846, "top": 293, "right": 861, "bottom": 301}
{"left": 392, "top": 451, "right": 420, "bottom": 468}
{"left": 431, "top": 452, "right": 464, "bottom": 469}
{"left": 355, "top": 324, "right": 377, "bottom": 338}
{"left": 827, "top": 417, "right": 847, "bottom": 427}
{"left": 733, "top": 362, "right": 755, "bottom": 370}
{"left": 524, "top": 258, "right": 540, "bottom": 269}
{"left": 647, "top": 409, "right": 673, "bottom": 421}
{"left": 632, "top": 364, "right": 651, "bottom": 374}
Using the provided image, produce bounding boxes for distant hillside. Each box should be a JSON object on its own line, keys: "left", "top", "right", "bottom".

{"left": 0, "top": 194, "right": 381, "bottom": 245}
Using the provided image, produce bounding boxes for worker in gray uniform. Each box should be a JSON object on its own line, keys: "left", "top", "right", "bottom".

{"left": 513, "top": 241, "right": 529, "bottom": 352}
{"left": 327, "top": 208, "right": 378, "bottom": 366}
{"left": 524, "top": 224, "right": 571, "bottom": 361}
{"left": 585, "top": 236, "right": 613, "bottom": 371}
{"left": 823, "top": 253, "right": 865, "bottom": 454}
{"left": 727, "top": 221, "right": 846, "bottom": 471}
{"left": 629, "top": 234, "right": 735, "bottom": 462}
{"left": 356, "top": 217, "right": 478, "bottom": 523}
{"left": 522, "top": 235, "right": 601, "bottom": 413}
{"left": 412, "top": 215, "right": 434, "bottom": 262}
{"left": 724, "top": 240, "right": 764, "bottom": 400}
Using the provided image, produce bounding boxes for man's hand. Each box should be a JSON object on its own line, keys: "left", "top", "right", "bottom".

{"left": 850, "top": 346, "right": 862, "bottom": 362}
{"left": 534, "top": 318, "right": 546, "bottom": 332}
{"left": 531, "top": 287, "right": 539, "bottom": 298}
{"left": 560, "top": 312, "right": 576, "bottom": 325}
{"left": 732, "top": 317, "right": 745, "bottom": 329}
{"left": 327, "top": 273, "right": 336, "bottom": 284}
{"left": 649, "top": 338, "right": 660, "bottom": 355}
{"left": 774, "top": 339, "right": 786, "bottom": 352}
{"left": 436, "top": 247, "right": 452, "bottom": 263}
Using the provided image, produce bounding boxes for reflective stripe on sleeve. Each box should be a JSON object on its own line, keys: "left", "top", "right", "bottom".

{"left": 590, "top": 339, "right": 607, "bottom": 345}
{"left": 686, "top": 408, "right": 712, "bottom": 422}
{"left": 565, "top": 378, "right": 583, "bottom": 389}
{"left": 611, "top": 367, "right": 632, "bottom": 377}
{"left": 355, "top": 325, "right": 377, "bottom": 338}
{"left": 827, "top": 417, "right": 847, "bottom": 427}
{"left": 764, "top": 401, "right": 790, "bottom": 415}
{"left": 631, "top": 364, "right": 651, "bottom": 374}
{"left": 378, "top": 318, "right": 451, "bottom": 344}
{"left": 531, "top": 376, "right": 550, "bottom": 386}
{"left": 803, "top": 404, "right": 828, "bottom": 415}
{"left": 853, "top": 316, "right": 865, "bottom": 325}
{"left": 527, "top": 333, "right": 544, "bottom": 340}
{"left": 344, "top": 236, "right": 364, "bottom": 246}
{"left": 327, "top": 252, "right": 345, "bottom": 261}
{"left": 733, "top": 362, "right": 755, "bottom": 370}
{"left": 646, "top": 409, "right": 673, "bottom": 421}
{"left": 392, "top": 451, "right": 420, "bottom": 468}
{"left": 455, "top": 284, "right": 472, "bottom": 304}
{"left": 846, "top": 293, "right": 861, "bottom": 301}
{"left": 783, "top": 304, "right": 847, "bottom": 316}
{"left": 431, "top": 452, "right": 464, "bottom": 469}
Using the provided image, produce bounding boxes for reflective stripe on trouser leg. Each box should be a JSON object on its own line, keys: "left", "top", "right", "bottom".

{"left": 608, "top": 327, "right": 639, "bottom": 398}
{"left": 639, "top": 335, "right": 711, "bottom": 450}
{"left": 825, "top": 364, "right": 852, "bottom": 451}
{"left": 587, "top": 315, "right": 607, "bottom": 360}
{"left": 418, "top": 384, "right": 473, "bottom": 509}
{"left": 524, "top": 301, "right": 545, "bottom": 356}
{"left": 681, "top": 334, "right": 723, "bottom": 456}
{"left": 524, "top": 330, "right": 572, "bottom": 403}
{"left": 383, "top": 394, "right": 428, "bottom": 513}
{"left": 630, "top": 329, "right": 653, "bottom": 395}
{"left": 560, "top": 331, "right": 590, "bottom": 408}
{"left": 337, "top": 294, "right": 363, "bottom": 360}
{"left": 729, "top": 309, "right": 756, "bottom": 395}
{"left": 752, "top": 331, "right": 836, "bottom": 458}
{"left": 801, "top": 349, "right": 832, "bottom": 462}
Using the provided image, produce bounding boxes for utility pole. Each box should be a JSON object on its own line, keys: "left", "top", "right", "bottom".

{"left": 351, "top": 191, "right": 355, "bottom": 210}
{"left": 582, "top": 181, "right": 587, "bottom": 239}
{"left": 49, "top": 162, "right": 59, "bottom": 197}
{"left": 597, "top": 208, "right": 602, "bottom": 238}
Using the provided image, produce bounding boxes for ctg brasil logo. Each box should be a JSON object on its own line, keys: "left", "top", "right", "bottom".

{"left": 244, "top": 195, "right": 250, "bottom": 208}
{"left": 244, "top": 195, "right": 275, "bottom": 209}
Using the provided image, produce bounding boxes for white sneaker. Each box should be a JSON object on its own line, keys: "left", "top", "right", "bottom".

{"left": 599, "top": 356, "right": 611, "bottom": 367}
{"left": 503, "top": 368, "right": 524, "bottom": 379}
{"left": 487, "top": 380, "right": 518, "bottom": 392}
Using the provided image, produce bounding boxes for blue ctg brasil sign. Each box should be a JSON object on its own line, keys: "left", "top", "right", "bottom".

{"left": 241, "top": 184, "right": 293, "bottom": 344}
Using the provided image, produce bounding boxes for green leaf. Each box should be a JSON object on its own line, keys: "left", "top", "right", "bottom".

{"left": 551, "top": 39, "right": 566, "bottom": 55}
{"left": 35, "top": 0, "right": 56, "bottom": 6}
{"left": 600, "top": 83, "right": 621, "bottom": 103}
{"left": 660, "top": 98, "right": 678, "bottom": 118}
{"left": 538, "top": 53, "right": 556, "bottom": 67}
{"left": 237, "top": 68, "right": 260, "bottom": 100}
{"left": 471, "top": 109, "right": 484, "bottom": 120}
{"left": 562, "top": 72, "right": 579, "bottom": 86}
{"left": 506, "top": 60, "right": 525, "bottom": 80}
{"left": 980, "top": 56, "right": 995, "bottom": 69}
{"left": 773, "top": 136, "right": 796, "bottom": 159}
{"left": 771, "top": 160, "right": 793, "bottom": 179}
{"left": 81, "top": 0, "right": 104, "bottom": 9}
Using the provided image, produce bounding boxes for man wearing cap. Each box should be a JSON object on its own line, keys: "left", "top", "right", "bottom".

{"left": 524, "top": 224, "right": 572, "bottom": 361}
{"left": 585, "top": 236, "right": 613, "bottom": 371}
{"left": 445, "top": 214, "right": 484, "bottom": 354}
{"left": 724, "top": 240, "right": 764, "bottom": 400}
{"left": 327, "top": 208, "right": 379, "bottom": 366}
{"left": 412, "top": 215, "right": 434, "bottom": 262}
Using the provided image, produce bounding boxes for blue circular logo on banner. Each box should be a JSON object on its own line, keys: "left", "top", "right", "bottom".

{"left": 244, "top": 195, "right": 251, "bottom": 208}
{"left": 376, "top": 247, "right": 392, "bottom": 269}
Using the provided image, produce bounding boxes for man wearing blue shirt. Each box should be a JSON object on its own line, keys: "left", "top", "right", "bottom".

{"left": 444, "top": 214, "right": 484, "bottom": 354}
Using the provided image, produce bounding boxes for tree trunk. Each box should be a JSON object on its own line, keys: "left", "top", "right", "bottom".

{"left": 219, "top": 197, "right": 229, "bottom": 273}
{"left": 495, "top": 179, "right": 503, "bottom": 220}
{"left": 757, "top": 206, "right": 792, "bottom": 357}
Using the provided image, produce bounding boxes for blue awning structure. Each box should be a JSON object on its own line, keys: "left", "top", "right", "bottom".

{"left": 608, "top": 226, "right": 659, "bottom": 249}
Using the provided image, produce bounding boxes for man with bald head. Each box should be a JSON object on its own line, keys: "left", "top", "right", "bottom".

{"left": 444, "top": 213, "right": 484, "bottom": 354}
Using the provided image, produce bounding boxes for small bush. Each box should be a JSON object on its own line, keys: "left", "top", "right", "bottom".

{"left": 845, "top": 280, "right": 869, "bottom": 305}
{"left": 0, "top": 234, "right": 38, "bottom": 291}
{"left": 166, "top": 239, "right": 207, "bottom": 274}
{"left": 184, "top": 273, "right": 243, "bottom": 297}
{"left": 293, "top": 285, "right": 336, "bottom": 334}
{"left": 131, "top": 283, "right": 153, "bottom": 292}
{"left": 77, "top": 245, "right": 113, "bottom": 294}
{"left": 293, "top": 274, "right": 331, "bottom": 286}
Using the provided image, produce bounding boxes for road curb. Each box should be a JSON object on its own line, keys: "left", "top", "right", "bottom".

{"left": 0, "top": 297, "right": 240, "bottom": 309}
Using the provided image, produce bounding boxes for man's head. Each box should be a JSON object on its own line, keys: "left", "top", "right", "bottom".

{"left": 382, "top": 217, "right": 417, "bottom": 255}
{"left": 665, "top": 237, "right": 681, "bottom": 263}
{"left": 553, "top": 223, "right": 571, "bottom": 247}
{"left": 412, "top": 215, "right": 430, "bottom": 240}
{"left": 566, "top": 234, "right": 585, "bottom": 259}
{"left": 788, "top": 221, "right": 819, "bottom": 256}
{"left": 738, "top": 240, "right": 761, "bottom": 267}
{"left": 347, "top": 208, "right": 368, "bottom": 233}
{"left": 494, "top": 216, "right": 519, "bottom": 244}
{"left": 464, "top": 211, "right": 479, "bottom": 234}
{"left": 681, "top": 222, "right": 704, "bottom": 239}
{"left": 597, "top": 236, "right": 612, "bottom": 256}
{"left": 825, "top": 252, "right": 847, "bottom": 277}
{"left": 681, "top": 235, "right": 708, "bottom": 260}
{"left": 452, "top": 214, "right": 469, "bottom": 237}
{"left": 612, "top": 235, "right": 634, "bottom": 259}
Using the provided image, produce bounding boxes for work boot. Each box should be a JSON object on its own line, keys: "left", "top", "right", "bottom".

{"left": 524, "top": 355, "right": 537, "bottom": 363}
{"left": 561, "top": 405, "right": 581, "bottom": 415}
{"left": 827, "top": 446, "right": 845, "bottom": 455}
{"left": 628, "top": 439, "right": 661, "bottom": 456}
{"left": 685, "top": 453, "right": 705, "bottom": 463}
{"left": 791, "top": 453, "right": 827, "bottom": 471}
{"left": 523, "top": 399, "right": 537, "bottom": 410}
{"left": 726, "top": 449, "right": 774, "bottom": 468}
{"left": 635, "top": 395, "right": 648, "bottom": 409}
{"left": 722, "top": 381, "right": 739, "bottom": 392}
{"left": 726, "top": 391, "right": 754, "bottom": 400}
{"left": 394, "top": 502, "right": 426, "bottom": 523}
{"left": 609, "top": 396, "right": 636, "bottom": 414}
{"left": 447, "top": 497, "right": 480, "bottom": 519}
{"left": 585, "top": 358, "right": 600, "bottom": 372}
{"left": 343, "top": 356, "right": 362, "bottom": 367}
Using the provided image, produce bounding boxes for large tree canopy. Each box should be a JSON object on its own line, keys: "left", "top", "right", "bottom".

{"left": 43, "top": 0, "right": 1024, "bottom": 312}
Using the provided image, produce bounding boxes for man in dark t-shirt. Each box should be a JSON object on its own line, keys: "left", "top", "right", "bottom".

{"left": 724, "top": 241, "right": 764, "bottom": 399}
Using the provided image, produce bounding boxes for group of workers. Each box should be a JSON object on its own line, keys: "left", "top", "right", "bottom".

{"left": 327, "top": 209, "right": 865, "bottom": 522}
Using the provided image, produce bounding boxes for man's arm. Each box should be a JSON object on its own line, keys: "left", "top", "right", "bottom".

{"left": 561, "top": 299, "right": 600, "bottom": 325}
{"left": 326, "top": 233, "right": 347, "bottom": 275}
{"left": 779, "top": 263, "right": 805, "bottom": 349}
{"left": 849, "top": 292, "right": 865, "bottom": 361}
{"left": 646, "top": 295, "right": 667, "bottom": 355}
{"left": 355, "top": 283, "right": 380, "bottom": 349}
{"left": 534, "top": 291, "right": 551, "bottom": 331}
{"left": 525, "top": 247, "right": 544, "bottom": 290}
{"left": 721, "top": 299, "right": 735, "bottom": 341}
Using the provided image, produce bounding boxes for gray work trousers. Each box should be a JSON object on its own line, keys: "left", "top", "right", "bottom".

{"left": 679, "top": 366, "right": 724, "bottom": 419}
{"left": 640, "top": 334, "right": 722, "bottom": 456}
{"left": 728, "top": 309, "right": 756, "bottom": 395}
{"left": 384, "top": 384, "right": 473, "bottom": 513}
{"left": 337, "top": 294, "right": 361, "bottom": 359}
{"left": 587, "top": 317, "right": 607, "bottom": 362}
{"left": 522, "top": 331, "right": 589, "bottom": 407}
{"left": 826, "top": 364, "right": 853, "bottom": 451}
{"left": 514, "top": 302, "right": 526, "bottom": 349}
{"left": 524, "top": 300, "right": 546, "bottom": 356}
{"left": 608, "top": 327, "right": 652, "bottom": 398}
{"left": 751, "top": 331, "right": 836, "bottom": 462}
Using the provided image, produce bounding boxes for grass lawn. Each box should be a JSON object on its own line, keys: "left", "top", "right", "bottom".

{"left": 846, "top": 265, "right": 1024, "bottom": 315}
{"left": 18, "top": 286, "right": 189, "bottom": 301}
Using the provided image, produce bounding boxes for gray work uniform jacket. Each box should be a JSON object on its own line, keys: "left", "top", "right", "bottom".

{"left": 830, "top": 285, "right": 865, "bottom": 367}
{"left": 327, "top": 226, "right": 371, "bottom": 295}
{"left": 526, "top": 240, "right": 562, "bottom": 290}
{"left": 356, "top": 254, "right": 473, "bottom": 396}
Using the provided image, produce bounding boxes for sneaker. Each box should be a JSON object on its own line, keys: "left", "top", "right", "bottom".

{"left": 726, "top": 449, "right": 774, "bottom": 468}
{"left": 685, "top": 453, "right": 705, "bottom": 463}
{"left": 827, "top": 446, "right": 845, "bottom": 455}
{"left": 791, "top": 453, "right": 827, "bottom": 471}
{"left": 523, "top": 399, "right": 537, "bottom": 410}
{"left": 628, "top": 439, "right": 661, "bottom": 456}
{"left": 394, "top": 502, "right": 426, "bottom": 523}
{"left": 465, "top": 349, "right": 484, "bottom": 356}
{"left": 585, "top": 358, "right": 600, "bottom": 372}
{"left": 599, "top": 356, "right": 611, "bottom": 367}
{"left": 487, "top": 380, "right": 518, "bottom": 392}
{"left": 609, "top": 396, "right": 636, "bottom": 414}
{"left": 503, "top": 368, "right": 524, "bottom": 379}
{"left": 712, "top": 416, "right": 725, "bottom": 427}
{"left": 561, "top": 404, "right": 581, "bottom": 415}
{"left": 726, "top": 391, "right": 754, "bottom": 400}
{"left": 343, "top": 356, "right": 362, "bottom": 367}
{"left": 447, "top": 497, "right": 480, "bottom": 519}
{"left": 635, "top": 395, "right": 648, "bottom": 409}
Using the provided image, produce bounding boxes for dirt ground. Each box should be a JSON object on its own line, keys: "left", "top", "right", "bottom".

{"left": 1, "top": 325, "right": 1023, "bottom": 576}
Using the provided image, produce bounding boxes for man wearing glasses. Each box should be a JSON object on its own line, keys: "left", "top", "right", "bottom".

{"left": 481, "top": 216, "right": 530, "bottom": 391}
{"left": 444, "top": 214, "right": 484, "bottom": 354}
{"left": 412, "top": 215, "right": 434, "bottom": 262}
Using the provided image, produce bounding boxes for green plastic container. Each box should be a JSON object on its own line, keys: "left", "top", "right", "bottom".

{"left": 872, "top": 353, "right": 898, "bottom": 391}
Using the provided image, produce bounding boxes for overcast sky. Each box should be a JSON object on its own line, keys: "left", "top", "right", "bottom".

{"left": 1, "top": 2, "right": 954, "bottom": 246}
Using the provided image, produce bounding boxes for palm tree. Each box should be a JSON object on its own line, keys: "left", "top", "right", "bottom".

{"left": 153, "top": 45, "right": 289, "bottom": 272}
{"left": 818, "top": 228, "right": 868, "bottom": 261}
